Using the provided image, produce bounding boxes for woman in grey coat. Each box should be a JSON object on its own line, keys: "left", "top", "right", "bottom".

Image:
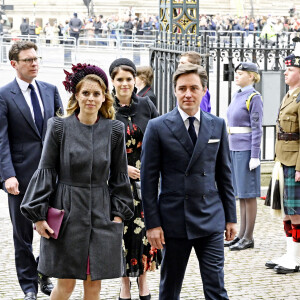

{"left": 21, "top": 64, "right": 134, "bottom": 300}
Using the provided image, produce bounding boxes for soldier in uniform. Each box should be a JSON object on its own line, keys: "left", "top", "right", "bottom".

{"left": 265, "top": 43, "right": 300, "bottom": 274}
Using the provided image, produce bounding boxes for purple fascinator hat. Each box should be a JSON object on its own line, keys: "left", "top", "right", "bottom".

{"left": 63, "top": 63, "right": 109, "bottom": 94}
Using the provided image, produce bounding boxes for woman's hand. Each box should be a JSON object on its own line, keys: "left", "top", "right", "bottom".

{"left": 34, "top": 220, "right": 54, "bottom": 239}
{"left": 113, "top": 216, "right": 123, "bottom": 223}
{"left": 128, "top": 165, "right": 140, "bottom": 180}
{"left": 249, "top": 158, "right": 260, "bottom": 171}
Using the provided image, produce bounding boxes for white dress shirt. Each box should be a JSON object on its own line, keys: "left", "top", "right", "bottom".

{"left": 16, "top": 77, "right": 44, "bottom": 120}
{"left": 178, "top": 106, "right": 200, "bottom": 136}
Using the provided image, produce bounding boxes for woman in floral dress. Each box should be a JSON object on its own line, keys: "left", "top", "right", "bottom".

{"left": 109, "top": 58, "right": 160, "bottom": 300}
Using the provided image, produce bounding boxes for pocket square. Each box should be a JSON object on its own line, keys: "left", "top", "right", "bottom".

{"left": 208, "top": 139, "right": 220, "bottom": 143}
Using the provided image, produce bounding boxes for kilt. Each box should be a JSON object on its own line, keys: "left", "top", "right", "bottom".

{"left": 283, "top": 165, "right": 300, "bottom": 215}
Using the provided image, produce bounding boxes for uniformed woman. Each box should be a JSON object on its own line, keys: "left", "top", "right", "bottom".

{"left": 266, "top": 49, "right": 300, "bottom": 274}
{"left": 226, "top": 62, "right": 263, "bottom": 251}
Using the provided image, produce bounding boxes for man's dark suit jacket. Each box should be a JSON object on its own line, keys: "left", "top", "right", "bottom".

{"left": 141, "top": 107, "right": 237, "bottom": 239}
{"left": 0, "top": 79, "right": 63, "bottom": 194}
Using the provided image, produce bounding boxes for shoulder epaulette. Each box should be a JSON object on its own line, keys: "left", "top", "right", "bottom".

{"left": 246, "top": 92, "right": 262, "bottom": 111}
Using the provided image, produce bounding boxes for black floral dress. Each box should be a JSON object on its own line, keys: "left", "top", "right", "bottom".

{"left": 115, "top": 98, "right": 161, "bottom": 277}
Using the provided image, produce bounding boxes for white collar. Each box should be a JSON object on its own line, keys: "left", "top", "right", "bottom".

{"left": 16, "top": 77, "right": 37, "bottom": 92}
{"left": 178, "top": 106, "right": 201, "bottom": 123}
{"left": 240, "top": 85, "right": 253, "bottom": 92}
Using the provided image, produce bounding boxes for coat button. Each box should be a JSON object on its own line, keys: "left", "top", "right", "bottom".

{"left": 287, "top": 117, "right": 290, "bottom": 120}
{"left": 185, "top": 195, "right": 189, "bottom": 200}
{"left": 202, "top": 195, "right": 206, "bottom": 199}
{"left": 185, "top": 172, "right": 189, "bottom": 176}
{"left": 202, "top": 172, "right": 206, "bottom": 176}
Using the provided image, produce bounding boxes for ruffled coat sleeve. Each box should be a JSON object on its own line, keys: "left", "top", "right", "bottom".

{"left": 21, "top": 117, "right": 61, "bottom": 223}
{"left": 109, "top": 120, "right": 134, "bottom": 221}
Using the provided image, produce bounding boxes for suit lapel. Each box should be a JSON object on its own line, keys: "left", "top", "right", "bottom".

{"left": 280, "top": 94, "right": 293, "bottom": 110}
{"left": 36, "top": 81, "right": 51, "bottom": 138}
{"left": 163, "top": 108, "right": 194, "bottom": 156}
{"left": 280, "top": 88, "right": 300, "bottom": 110}
{"left": 186, "top": 111, "right": 214, "bottom": 171}
{"left": 10, "top": 79, "right": 40, "bottom": 137}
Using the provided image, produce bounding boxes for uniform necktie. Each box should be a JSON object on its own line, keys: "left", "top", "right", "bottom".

{"left": 28, "top": 83, "right": 43, "bottom": 136}
{"left": 188, "top": 117, "right": 197, "bottom": 146}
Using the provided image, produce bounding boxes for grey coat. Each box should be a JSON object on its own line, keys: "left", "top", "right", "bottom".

{"left": 21, "top": 114, "right": 134, "bottom": 280}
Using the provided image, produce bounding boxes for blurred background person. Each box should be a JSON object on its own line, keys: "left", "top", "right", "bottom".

{"left": 136, "top": 66, "right": 157, "bottom": 107}
{"left": 179, "top": 51, "right": 211, "bottom": 113}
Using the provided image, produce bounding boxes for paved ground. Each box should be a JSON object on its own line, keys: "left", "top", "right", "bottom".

{"left": 0, "top": 189, "right": 299, "bottom": 300}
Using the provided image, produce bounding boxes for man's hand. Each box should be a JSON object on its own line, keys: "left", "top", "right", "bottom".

{"left": 128, "top": 165, "right": 140, "bottom": 180}
{"left": 146, "top": 226, "right": 165, "bottom": 249}
{"left": 34, "top": 220, "right": 54, "bottom": 239}
{"left": 5, "top": 177, "right": 20, "bottom": 195}
{"left": 224, "top": 222, "right": 237, "bottom": 241}
{"left": 295, "top": 171, "right": 300, "bottom": 182}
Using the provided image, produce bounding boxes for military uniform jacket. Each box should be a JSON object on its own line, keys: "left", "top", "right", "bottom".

{"left": 275, "top": 87, "right": 300, "bottom": 170}
{"left": 21, "top": 115, "right": 134, "bottom": 280}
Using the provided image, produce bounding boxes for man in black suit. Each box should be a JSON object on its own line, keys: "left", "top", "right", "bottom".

{"left": 0, "top": 41, "right": 63, "bottom": 300}
{"left": 69, "top": 12, "right": 82, "bottom": 44}
{"left": 20, "top": 18, "right": 29, "bottom": 35}
{"left": 141, "top": 64, "right": 237, "bottom": 299}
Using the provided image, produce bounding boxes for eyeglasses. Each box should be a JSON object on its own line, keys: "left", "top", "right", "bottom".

{"left": 16, "top": 57, "right": 42, "bottom": 64}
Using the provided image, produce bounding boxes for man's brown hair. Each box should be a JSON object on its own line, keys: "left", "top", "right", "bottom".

{"left": 137, "top": 66, "right": 154, "bottom": 86}
{"left": 9, "top": 41, "right": 38, "bottom": 61}
{"left": 180, "top": 51, "right": 202, "bottom": 65}
{"left": 173, "top": 64, "right": 208, "bottom": 89}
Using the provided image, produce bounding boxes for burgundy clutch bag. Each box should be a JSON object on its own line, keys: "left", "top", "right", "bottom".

{"left": 34, "top": 207, "right": 65, "bottom": 239}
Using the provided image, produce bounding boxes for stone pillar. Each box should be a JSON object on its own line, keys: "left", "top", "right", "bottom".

{"left": 159, "top": 0, "right": 199, "bottom": 34}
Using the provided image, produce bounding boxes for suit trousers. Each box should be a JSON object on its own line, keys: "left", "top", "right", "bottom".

{"left": 159, "top": 233, "right": 228, "bottom": 300}
{"left": 8, "top": 194, "right": 38, "bottom": 294}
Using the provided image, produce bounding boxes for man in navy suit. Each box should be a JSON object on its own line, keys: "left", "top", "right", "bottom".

{"left": 0, "top": 41, "right": 63, "bottom": 300}
{"left": 141, "top": 64, "right": 237, "bottom": 300}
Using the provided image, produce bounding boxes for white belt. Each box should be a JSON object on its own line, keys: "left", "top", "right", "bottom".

{"left": 227, "top": 127, "right": 252, "bottom": 134}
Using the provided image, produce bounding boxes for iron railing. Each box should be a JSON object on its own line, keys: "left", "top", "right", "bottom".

{"left": 150, "top": 31, "right": 295, "bottom": 160}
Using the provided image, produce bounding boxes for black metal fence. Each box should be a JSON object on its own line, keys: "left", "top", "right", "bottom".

{"left": 150, "top": 31, "right": 295, "bottom": 160}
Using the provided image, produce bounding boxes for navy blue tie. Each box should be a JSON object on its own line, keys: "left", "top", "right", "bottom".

{"left": 188, "top": 117, "right": 197, "bottom": 146}
{"left": 28, "top": 84, "right": 43, "bottom": 136}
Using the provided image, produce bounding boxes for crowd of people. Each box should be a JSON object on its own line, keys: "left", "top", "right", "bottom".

{"left": 18, "top": 12, "right": 160, "bottom": 45}
{"left": 1, "top": 37, "right": 300, "bottom": 300}
{"left": 16, "top": 12, "right": 300, "bottom": 42}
